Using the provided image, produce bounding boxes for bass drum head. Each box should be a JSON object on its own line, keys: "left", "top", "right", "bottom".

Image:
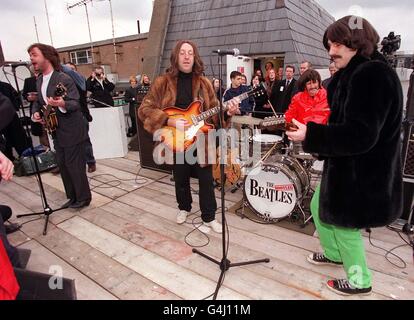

{"left": 243, "top": 162, "right": 299, "bottom": 221}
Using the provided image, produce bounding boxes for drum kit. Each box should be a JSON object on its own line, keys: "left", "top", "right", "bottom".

{"left": 214, "top": 115, "right": 324, "bottom": 226}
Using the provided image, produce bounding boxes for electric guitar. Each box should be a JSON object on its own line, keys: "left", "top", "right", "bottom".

{"left": 41, "top": 83, "right": 67, "bottom": 134}
{"left": 259, "top": 115, "right": 299, "bottom": 131}
{"left": 159, "top": 84, "right": 266, "bottom": 152}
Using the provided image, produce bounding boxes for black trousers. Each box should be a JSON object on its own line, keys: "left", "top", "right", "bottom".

{"left": 129, "top": 103, "right": 137, "bottom": 135}
{"left": 54, "top": 140, "right": 91, "bottom": 203}
{"left": 173, "top": 162, "right": 217, "bottom": 223}
{"left": 0, "top": 205, "right": 20, "bottom": 267}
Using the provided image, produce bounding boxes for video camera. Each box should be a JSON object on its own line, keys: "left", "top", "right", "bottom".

{"left": 381, "top": 32, "right": 401, "bottom": 56}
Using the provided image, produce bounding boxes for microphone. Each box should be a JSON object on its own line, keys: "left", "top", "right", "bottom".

{"left": 212, "top": 48, "right": 240, "bottom": 56}
{"left": 2, "top": 61, "right": 31, "bottom": 68}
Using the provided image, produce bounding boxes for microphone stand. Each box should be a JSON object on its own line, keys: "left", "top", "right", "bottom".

{"left": 10, "top": 65, "right": 66, "bottom": 235}
{"left": 192, "top": 52, "right": 269, "bottom": 300}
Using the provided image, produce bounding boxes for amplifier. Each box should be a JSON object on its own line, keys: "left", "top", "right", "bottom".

{"left": 136, "top": 107, "right": 172, "bottom": 174}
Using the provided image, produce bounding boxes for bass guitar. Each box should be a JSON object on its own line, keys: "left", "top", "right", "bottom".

{"left": 41, "top": 83, "right": 67, "bottom": 134}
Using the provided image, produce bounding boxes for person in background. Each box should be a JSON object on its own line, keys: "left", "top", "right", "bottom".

{"left": 223, "top": 71, "right": 254, "bottom": 115}
{"left": 251, "top": 75, "right": 269, "bottom": 119}
{"left": 86, "top": 66, "right": 115, "bottom": 108}
{"left": 124, "top": 76, "right": 139, "bottom": 137}
{"left": 322, "top": 61, "right": 338, "bottom": 89}
{"left": 278, "top": 67, "right": 284, "bottom": 81}
{"left": 212, "top": 78, "right": 223, "bottom": 100}
{"left": 284, "top": 69, "right": 330, "bottom": 125}
{"left": 63, "top": 62, "right": 96, "bottom": 173}
{"left": 240, "top": 74, "right": 247, "bottom": 86}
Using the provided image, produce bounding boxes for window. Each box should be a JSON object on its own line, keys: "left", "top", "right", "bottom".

{"left": 70, "top": 50, "right": 92, "bottom": 65}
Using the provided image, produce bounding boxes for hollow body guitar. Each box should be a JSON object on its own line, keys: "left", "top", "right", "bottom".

{"left": 159, "top": 85, "right": 266, "bottom": 152}
{"left": 41, "top": 83, "right": 67, "bottom": 134}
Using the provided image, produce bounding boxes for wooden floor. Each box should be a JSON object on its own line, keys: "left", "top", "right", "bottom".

{"left": 1, "top": 151, "right": 413, "bottom": 300}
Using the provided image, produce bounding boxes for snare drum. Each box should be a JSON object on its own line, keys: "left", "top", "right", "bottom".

{"left": 243, "top": 155, "right": 310, "bottom": 221}
{"left": 251, "top": 134, "right": 284, "bottom": 156}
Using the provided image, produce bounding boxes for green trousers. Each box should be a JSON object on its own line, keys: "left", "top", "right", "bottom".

{"left": 310, "top": 185, "right": 372, "bottom": 289}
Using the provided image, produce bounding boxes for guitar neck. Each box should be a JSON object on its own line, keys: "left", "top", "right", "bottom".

{"left": 260, "top": 116, "right": 286, "bottom": 127}
{"left": 195, "top": 91, "right": 251, "bottom": 123}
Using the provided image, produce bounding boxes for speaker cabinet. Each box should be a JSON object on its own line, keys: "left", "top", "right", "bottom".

{"left": 136, "top": 107, "right": 172, "bottom": 174}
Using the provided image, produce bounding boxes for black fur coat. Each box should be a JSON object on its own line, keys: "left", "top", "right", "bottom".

{"left": 304, "top": 52, "right": 404, "bottom": 228}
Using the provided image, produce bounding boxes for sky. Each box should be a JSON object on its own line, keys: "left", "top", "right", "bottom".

{"left": 1, "top": 0, "right": 413, "bottom": 62}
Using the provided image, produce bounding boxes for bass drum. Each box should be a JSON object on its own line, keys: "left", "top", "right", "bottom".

{"left": 243, "top": 155, "right": 310, "bottom": 221}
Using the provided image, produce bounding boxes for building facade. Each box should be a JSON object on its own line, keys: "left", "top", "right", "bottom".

{"left": 57, "top": 33, "right": 148, "bottom": 83}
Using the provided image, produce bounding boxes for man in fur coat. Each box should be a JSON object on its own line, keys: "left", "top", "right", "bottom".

{"left": 138, "top": 40, "right": 240, "bottom": 234}
{"left": 287, "top": 16, "right": 403, "bottom": 296}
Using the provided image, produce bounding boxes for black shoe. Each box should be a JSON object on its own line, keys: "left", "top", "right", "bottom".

{"left": 62, "top": 199, "right": 76, "bottom": 209}
{"left": 327, "top": 279, "right": 372, "bottom": 296}
{"left": 5, "top": 222, "right": 22, "bottom": 235}
{"left": 69, "top": 199, "right": 91, "bottom": 209}
{"left": 307, "top": 252, "right": 343, "bottom": 266}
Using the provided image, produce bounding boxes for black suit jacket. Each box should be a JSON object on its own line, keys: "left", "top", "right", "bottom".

{"left": 271, "top": 78, "right": 297, "bottom": 113}
{"left": 0, "top": 92, "right": 15, "bottom": 131}
{"left": 22, "top": 76, "right": 37, "bottom": 113}
{"left": 33, "top": 71, "right": 87, "bottom": 148}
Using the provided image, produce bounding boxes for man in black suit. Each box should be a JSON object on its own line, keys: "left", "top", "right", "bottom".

{"left": 29, "top": 43, "right": 91, "bottom": 209}
{"left": 271, "top": 65, "right": 297, "bottom": 114}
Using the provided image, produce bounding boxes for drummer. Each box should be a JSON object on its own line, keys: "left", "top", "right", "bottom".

{"left": 284, "top": 69, "right": 330, "bottom": 126}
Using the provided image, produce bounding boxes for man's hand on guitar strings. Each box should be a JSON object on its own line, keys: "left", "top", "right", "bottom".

{"left": 167, "top": 118, "right": 191, "bottom": 131}
{"left": 227, "top": 97, "right": 241, "bottom": 116}
{"left": 47, "top": 96, "right": 66, "bottom": 109}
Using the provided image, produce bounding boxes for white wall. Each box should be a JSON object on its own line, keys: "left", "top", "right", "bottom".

{"left": 226, "top": 55, "right": 254, "bottom": 87}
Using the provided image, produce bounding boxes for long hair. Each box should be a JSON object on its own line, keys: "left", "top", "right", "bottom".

{"left": 323, "top": 16, "right": 380, "bottom": 58}
{"left": 27, "top": 43, "right": 61, "bottom": 71}
{"left": 141, "top": 74, "right": 151, "bottom": 85}
{"left": 297, "top": 69, "right": 322, "bottom": 92}
{"left": 166, "top": 40, "right": 204, "bottom": 77}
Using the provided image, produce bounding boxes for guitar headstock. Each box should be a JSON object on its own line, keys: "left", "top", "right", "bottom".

{"left": 260, "top": 115, "right": 286, "bottom": 128}
{"left": 55, "top": 83, "right": 68, "bottom": 99}
{"left": 249, "top": 83, "right": 266, "bottom": 98}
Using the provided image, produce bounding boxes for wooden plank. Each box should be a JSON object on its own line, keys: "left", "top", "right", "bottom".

{"left": 19, "top": 240, "right": 117, "bottom": 300}
{"left": 99, "top": 200, "right": 384, "bottom": 300}
{"left": 81, "top": 206, "right": 317, "bottom": 300}
{"left": 58, "top": 216, "right": 249, "bottom": 300}
{"left": 115, "top": 192, "right": 413, "bottom": 299}
{"left": 98, "top": 157, "right": 142, "bottom": 175}
{"left": 129, "top": 185, "right": 413, "bottom": 266}
{"left": 29, "top": 226, "right": 181, "bottom": 300}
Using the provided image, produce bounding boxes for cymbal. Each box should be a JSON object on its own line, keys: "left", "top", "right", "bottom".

{"left": 231, "top": 115, "right": 262, "bottom": 126}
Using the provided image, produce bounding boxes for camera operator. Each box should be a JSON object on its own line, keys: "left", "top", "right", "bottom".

{"left": 86, "top": 66, "right": 115, "bottom": 108}
{"left": 381, "top": 32, "right": 401, "bottom": 56}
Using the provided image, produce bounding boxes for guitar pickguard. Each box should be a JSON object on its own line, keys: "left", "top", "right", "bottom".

{"left": 185, "top": 121, "right": 205, "bottom": 140}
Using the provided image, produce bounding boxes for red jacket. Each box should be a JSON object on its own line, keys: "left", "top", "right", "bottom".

{"left": 284, "top": 88, "right": 330, "bottom": 125}
{"left": 0, "top": 241, "right": 19, "bottom": 300}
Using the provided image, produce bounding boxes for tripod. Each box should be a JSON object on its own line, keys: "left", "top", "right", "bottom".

{"left": 192, "top": 52, "right": 269, "bottom": 300}
{"left": 9, "top": 65, "right": 66, "bottom": 235}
